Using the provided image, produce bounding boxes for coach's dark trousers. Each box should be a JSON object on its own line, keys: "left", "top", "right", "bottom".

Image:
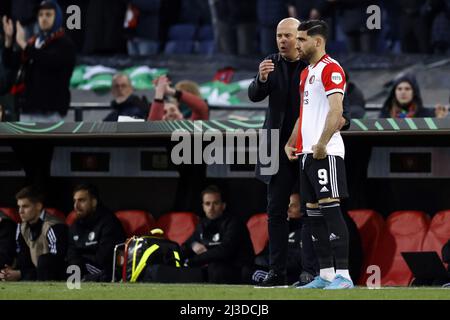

{"left": 266, "top": 159, "right": 299, "bottom": 275}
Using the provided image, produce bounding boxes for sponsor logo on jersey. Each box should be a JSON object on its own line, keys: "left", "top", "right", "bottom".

{"left": 331, "top": 72, "right": 343, "bottom": 84}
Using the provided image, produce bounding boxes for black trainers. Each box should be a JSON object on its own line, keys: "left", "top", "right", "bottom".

{"left": 292, "top": 271, "right": 317, "bottom": 288}
{"left": 255, "top": 270, "right": 288, "bottom": 288}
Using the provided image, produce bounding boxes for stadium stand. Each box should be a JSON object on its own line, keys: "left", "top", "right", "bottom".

{"left": 114, "top": 210, "right": 156, "bottom": 237}
{"left": 164, "top": 24, "right": 197, "bottom": 54}
{"left": 196, "top": 25, "right": 215, "bottom": 55}
{"left": 368, "top": 211, "right": 430, "bottom": 286}
{"left": 156, "top": 211, "right": 199, "bottom": 246}
{"left": 348, "top": 209, "right": 385, "bottom": 285}
{"left": 246, "top": 213, "right": 269, "bottom": 256}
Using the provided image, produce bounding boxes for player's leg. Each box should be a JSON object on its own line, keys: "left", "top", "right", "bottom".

{"left": 316, "top": 155, "right": 353, "bottom": 289}
{"left": 296, "top": 154, "right": 333, "bottom": 289}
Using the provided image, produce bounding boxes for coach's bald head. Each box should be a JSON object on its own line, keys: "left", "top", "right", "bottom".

{"left": 276, "top": 18, "right": 300, "bottom": 61}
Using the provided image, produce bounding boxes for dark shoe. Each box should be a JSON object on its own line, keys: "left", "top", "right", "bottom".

{"left": 254, "top": 270, "right": 288, "bottom": 288}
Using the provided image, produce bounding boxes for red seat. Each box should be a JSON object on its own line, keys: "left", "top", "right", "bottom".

{"left": 65, "top": 210, "right": 78, "bottom": 226}
{"left": 115, "top": 210, "right": 156, "bottom": 237}
{"left": 348, "top": 209, "right": 385, "bottom": 285}
{"left": 246, "top": 213, "right": 269, "bottom": 255}
{"left": 156, "top": 212, "right": 199, "bottom": 245}
{"left": 45, "top": 208, "right": 66, "bottom": 221}
{"left": 0, "top": 207, "right": 20, "bottom": 223}
{"left": 422, "top": 210, "right": 450, "bottom": 268}
{"left": 369, "top": 210, "right": 430, "bottom": 286}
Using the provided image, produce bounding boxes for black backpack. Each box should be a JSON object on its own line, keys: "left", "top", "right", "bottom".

{"left": 122, "top": 231, "right": 182, "bottom": 282}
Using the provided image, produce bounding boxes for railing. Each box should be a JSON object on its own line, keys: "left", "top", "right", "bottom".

{"left": 69, "top": 102, "right": 387, "bottom": 121}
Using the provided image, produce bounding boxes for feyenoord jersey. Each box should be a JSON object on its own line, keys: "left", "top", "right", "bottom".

{"left": 295, "top": 54, "right": 346, "bottom": 158}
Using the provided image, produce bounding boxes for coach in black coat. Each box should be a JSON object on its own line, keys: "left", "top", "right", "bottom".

{"left": 248, "top": 18, "right": 350, "bottom": 285}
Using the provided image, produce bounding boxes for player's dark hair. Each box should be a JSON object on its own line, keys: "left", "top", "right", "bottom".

{"left": 201, "top": 185, "right": 224, "bottom": 202}
{"left": 16, "top": 186, "right": 45, "bottom": 204}
{"left": 73, "top": 183, "right": 100, "bottom": 200}
{"left": 298, "top": 20, "right": 328, "bottom": 40}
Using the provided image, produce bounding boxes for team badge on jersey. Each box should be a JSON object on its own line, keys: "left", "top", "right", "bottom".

{"left": 212, "top": 233, "right": 220, "bottom": 242}
{"left": 331, "top": 72, "right": 343, "bottom": 84}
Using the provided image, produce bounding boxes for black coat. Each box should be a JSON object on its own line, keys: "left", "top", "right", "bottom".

{"left": 3, "top": 34, "right": 76, "bottom": 116}
{"left": 104, "top": 94, "right": 148, "bottom": 121}
{"left": 182, "top": 213, "right": 255, "bottom": 268}
{"left": 67, "top": 206, "right": 125, "bottom": 279}
{"left": 248, "top": 53, "right": 307, "bottom": 184}
{"left": 248, "top": 53, "right": 351, "bottom": 184}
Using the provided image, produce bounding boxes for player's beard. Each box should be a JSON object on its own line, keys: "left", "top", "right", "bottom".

{"left": 299, "top": 46, "right": 314, "bottom": 63}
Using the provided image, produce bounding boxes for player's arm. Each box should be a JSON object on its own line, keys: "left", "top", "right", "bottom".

{"left": 285, "top": 117, "right": 300, "bottom": 161}
{"left": 313, "top": 93, "right": 343, "bottom": 159}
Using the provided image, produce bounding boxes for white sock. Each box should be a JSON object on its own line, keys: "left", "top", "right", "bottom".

{"left": 319, "top": 268, "right": 335, "bottom": 282}
{"left": 336, "top": 269, "right": 352, "bottom": 281}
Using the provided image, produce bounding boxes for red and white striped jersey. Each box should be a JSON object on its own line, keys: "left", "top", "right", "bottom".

{"left": 295, "top": 54, "right": 346, "bottom": 158}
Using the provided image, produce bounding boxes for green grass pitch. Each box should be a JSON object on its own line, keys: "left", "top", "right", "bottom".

{"left": 0, "top": 282, "right": 449, "bottom": 300}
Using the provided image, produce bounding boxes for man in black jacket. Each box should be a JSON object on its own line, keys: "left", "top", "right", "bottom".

{"left": 104, "top": 73, "right": 148, "bottom": 121}
{"left": 67, "top": 184, "right": 125, "bottom": 282}
{"left": 182, "top": 185, "right": 255, "bottom": 284}
{"left": 248, "top": 17, "right": 350, "bottom": 287}
{"left": 0, "top": 186, "right": 67, "bottom": 281}
{"left": 2, "top": 1, "right": 76, "bottom": 121}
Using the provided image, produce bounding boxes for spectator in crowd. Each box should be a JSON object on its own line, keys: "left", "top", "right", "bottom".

{"left": 434, "top": 94, "right": 450, "bottom": 119}
{"left": 0, "top": 186, "right": 67, "bottom": 281}
{"left": 9, "top": 0, "right": 41, "bottom": 40}
{"left": 430, "top": 0, "right": 450, "bottom": 54}
{"left": 398, "top": 0, "right": 434, "bottom": 53}
{"left": 288, "top": 0, "right": 337, "bottom": 43}
{"left": 380, "top": 74, "right": 448, "bottom": 118}
{"left": 257, "top": 0, "right": 290, "bottom": 55}
{"left": 213, "top": 0, "right": 258, "bottom": 56}
{"left": 333, "top": 0, "right": 381, "bottom": 53}
{"left": 181, "top": 185, "right": 255, "bottom": 284}
{"left": 124, "top": 0, "right": 161, "bottom": 56}
{"left": 67, "top": 184, "right": 125, "bottom": 282}
{"left": 288, "top": 0, "right": 321, "bottom": 21}
{"left": 148, "top": 75, "right": 209, "bottom": 121}
{"left": 344, "top": 71, "right": 366, "bottom": 119}
{"left": 2, "top": 1, "right": 76, "bottom": 122}
{"left": 82, "top": 0, "right": 126, "bottom": 54}
{"left": 104, "top": 73, "right": 148, "bottom": 121}
{"left": 174, "top": 80, "right": 204, "bottom": 119}
{"left": 178, "top": 0, "right": 211, "bottom": 26}
{"left": 0, "top": 209, "right": 17, "bottom": 270}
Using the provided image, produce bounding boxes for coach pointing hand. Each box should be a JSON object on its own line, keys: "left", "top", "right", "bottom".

{"left": 258, "top": 60, "right": 275, "bottom": 82}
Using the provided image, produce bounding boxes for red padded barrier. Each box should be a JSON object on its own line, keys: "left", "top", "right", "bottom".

{"left": 246, "top": 213, "right": 269, "bottom": 255}
{"left": 369, "top": 211, "right": 430, "bottom": 286}
{"left": 156, "top": 212, "right": 199, "bottom": 245}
